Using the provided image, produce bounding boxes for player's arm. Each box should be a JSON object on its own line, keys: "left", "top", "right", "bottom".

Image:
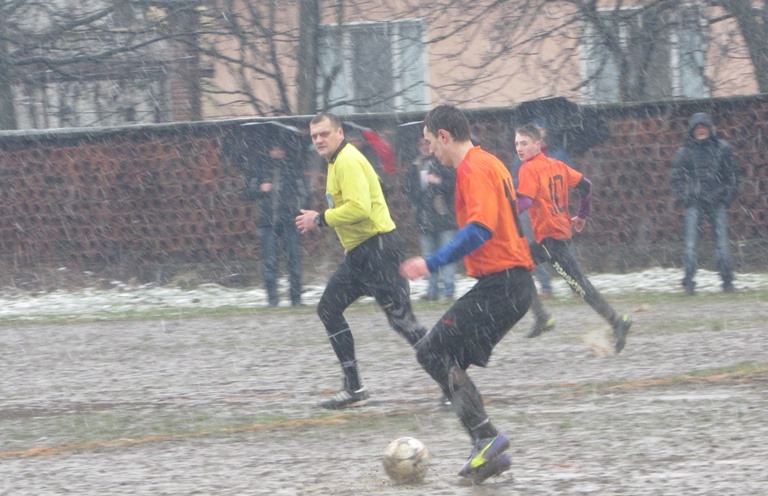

{"left": 573, "top": 177, "right": 592, "bottom": 219}
{"left": 516, "top": 163, "right": 538, "bottom": 211}
{"left": 570, "top": 177, "right": 592, "bottom": 233}
{"left": 424, "top": 222, "right": 491, "bottom": 272}
{"left": 517, "top": 194, "right": 533, "bottom": 213}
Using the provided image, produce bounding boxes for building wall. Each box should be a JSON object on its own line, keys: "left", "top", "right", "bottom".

{"left": 1, "top": 95, "right": 767, "bottom": 289}
{"left": 204, "top": 1, "right": 759, "bottom": 118}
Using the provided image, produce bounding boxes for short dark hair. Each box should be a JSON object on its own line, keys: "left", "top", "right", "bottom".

{"left": 424, "top": 104, "right": 471, "bottom": 141}
{"left": 515, "top": 123, "right": 542, "bottom": 141}
{"left": 311, "top": 111, "right": 342, "bottom": 129}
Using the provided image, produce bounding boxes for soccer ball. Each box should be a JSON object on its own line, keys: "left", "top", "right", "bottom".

{"left": 383, "top": 436, "right": 430, "bottom": 483}
{"left": 582, "top": 327, "right": 616, "bottom": 357}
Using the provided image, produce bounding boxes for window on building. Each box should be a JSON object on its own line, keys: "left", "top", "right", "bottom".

{"left": 317, "top": 19, "right": 428, "bottom": 113}
{"left": 582, "top": 6, "right": 706, "bottom": 103}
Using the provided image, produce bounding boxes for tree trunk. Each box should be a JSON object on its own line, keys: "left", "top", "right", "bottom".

{"left": 296, "top": 0, "right": 319, "bottom": 115}
{"left": 720, "top": 0, "right": 768, "bottom": 93}
{"left": 0, "top": 40, "right": 17, "bottom": 130}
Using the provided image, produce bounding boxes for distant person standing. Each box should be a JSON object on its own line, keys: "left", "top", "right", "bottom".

{"left": 246, "top": 138, "right": 311, "bottom": 307}
{"left": 671, "top": 112, "right": 739, "bottom": 294}
{"left": 404, "top": 136, "right": 457, "bottom": 301}
{"left": 515, "top": 123, "right": 632, "bottom": 353}
{"left": 295, "top": 112, "right": 427, "bottom": 410}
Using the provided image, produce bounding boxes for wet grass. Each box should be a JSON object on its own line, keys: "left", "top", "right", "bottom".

{"left": 7, "top": 362, "right": 764, "bottom": 461}
{"left": 551, "top": 362, "right": 768, "bottom": 397}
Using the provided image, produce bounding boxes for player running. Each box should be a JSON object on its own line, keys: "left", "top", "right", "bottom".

{"left": 400, "top": 105, "right": 535, "bottom": 484}
{"left": 515, "top": 123, "right": 632, "bottom": 352}
{"left": 296, "top": 112, "right": 427, "bottom": 410}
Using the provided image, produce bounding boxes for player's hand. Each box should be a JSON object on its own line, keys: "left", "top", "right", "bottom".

{"left": 572, "top": 216, "right": 586, "bottom": 232}
{"left": 296, "top": 209, "right": 319, "bottom": 234}
{"left": 426, "top": 173, "right": 442, "bottom": 184}
{"left": 400, "top": 257, "right": 429, "bottom": 280}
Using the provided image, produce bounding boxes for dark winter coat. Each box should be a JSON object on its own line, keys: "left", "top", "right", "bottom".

{"left": 404, "top": 156, "right": 457, "bottom": 234}
{"left": 244, "top": 155, "right": 311, "bottom": 230}
{"left": 671, "top": 113, "right": 739, "bottom": 207}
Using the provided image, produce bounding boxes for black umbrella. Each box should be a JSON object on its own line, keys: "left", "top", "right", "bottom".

{"left": 395, "top": 120, "right": 424, "bottom": 165}
{"left": 240, "top": 121, "right": 304, "bottom": 153}
{"left": 513, "top": 97, "right": 609, "bottom": 156}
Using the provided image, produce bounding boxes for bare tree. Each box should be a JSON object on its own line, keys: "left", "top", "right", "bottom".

{"left": 0, "top": 0, "right": 206, "bottom": 130}
{"left": 715, "top": 0, "right": 768, "bottom": 93}
{"left": 3, "top": 0, "right": 767, "bottom": 129}
{"left": 431, "top": 0, "right": 768, "bottom": 102}
{"left": 296, "top": 0, "right": 320, "bottom": 115}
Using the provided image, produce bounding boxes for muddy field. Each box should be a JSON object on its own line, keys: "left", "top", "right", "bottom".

{"left": 2, "top": 292, "right": 767, "bottom": 495}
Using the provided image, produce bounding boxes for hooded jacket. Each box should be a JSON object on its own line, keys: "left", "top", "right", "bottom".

{"left": 671, "top": 113, "right": 739, "bottom": 207}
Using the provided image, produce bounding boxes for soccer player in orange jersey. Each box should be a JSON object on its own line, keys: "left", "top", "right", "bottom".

{"left": 400, "top": 105, "right": 535, "bottom": 484}
{"left": 515, "top": 123, "right": 631, "bottom": 353}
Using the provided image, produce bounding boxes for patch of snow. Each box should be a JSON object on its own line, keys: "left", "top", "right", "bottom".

{"left": 0, "top": 268, "right": 765, "bottom": 321}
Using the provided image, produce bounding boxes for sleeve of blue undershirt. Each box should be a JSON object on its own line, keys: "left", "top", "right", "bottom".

{"left": 425, "top": 223, "right": 492, "bottom": 272}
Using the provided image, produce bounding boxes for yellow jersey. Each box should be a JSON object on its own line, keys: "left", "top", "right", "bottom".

{"left": 324, "top": 142, "right": 396, "bottom": 250}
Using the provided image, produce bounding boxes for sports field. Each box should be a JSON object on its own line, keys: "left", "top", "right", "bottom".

{"left": 2, "top": 289, "right": 767, "bottom": 495}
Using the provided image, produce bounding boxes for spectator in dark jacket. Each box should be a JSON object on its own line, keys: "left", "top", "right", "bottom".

{"left": 671, "top": 112, "right": 739, "bottom": 294}
{"left": 404, "top": 136, "right": 457, "bottom": 300}
{"left": 245, "top": 139, "right": 311, "bottom": 306}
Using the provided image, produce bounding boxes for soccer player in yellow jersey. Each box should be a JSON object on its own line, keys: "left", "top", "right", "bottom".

{"left": 296, "top": 112, "right": 427, "bottom": 410}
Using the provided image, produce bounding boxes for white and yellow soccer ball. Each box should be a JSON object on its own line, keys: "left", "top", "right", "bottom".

{"left": 582, "top": 326, "right": 617, "bottom": 357}
{"left": 382, "top": 436, "right": 430, "bottom": 483}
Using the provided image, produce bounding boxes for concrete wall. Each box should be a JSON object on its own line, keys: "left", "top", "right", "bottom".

{"left": 1, "top": 95, "right": 767, "bottom": 290}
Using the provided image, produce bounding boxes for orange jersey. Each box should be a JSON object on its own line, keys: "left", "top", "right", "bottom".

{"left": 455, "top": 147, "right": 534, "bottom": 277}
{"left": 517, "top": 152, "right": 583, "bottom": 243}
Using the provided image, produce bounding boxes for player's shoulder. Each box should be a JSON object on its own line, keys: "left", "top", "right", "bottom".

{"left": 337, "top": 143, "right": 372, "bottom": 168}
{"left": 474, "top": 148, "right": 508, "bottom": 172}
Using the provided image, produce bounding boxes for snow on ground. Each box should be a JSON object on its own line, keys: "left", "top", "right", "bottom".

{"left": 1, "top": 268, "right": 766, "bottom": 321}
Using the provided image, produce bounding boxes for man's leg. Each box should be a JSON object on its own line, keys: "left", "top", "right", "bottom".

{"left": 416, "top": 323, "right": 508, "bottom": 482}
{"left": 366, "top": 231, "right": 428, "bottom": 346}
{"left": 533, "top": 263, "right": 553, "bottom": 296}
{"left": 543, "top": 238, "right": 631, "bottom": 352}
{"left": 683, "top": 205, "right": 701, "bottom": 294}
{"left": 316, "top": 259, "right": 368, "bottom": 409}
{"left": 284, "top": 225, "right": 304, "bottom": 305}
{"left": 415, "top": 269, "right": 531, "bottom": 482}
{"left": 258, "top": 226, "right": 279, "bottom": 306}
{"left": 438, "top": 229, "right": 458, "bottom": 299}
{"left": 526, "top": 242, "right": 555, "bottom": 338}
{"left": 710, "top": 204, "right": 735, "bottom": 291}
{"left": 420, "top": 232, "right": 439, "bottom": 300}
{"left": 521, "top": 211, "right": 553, "bottom": 297}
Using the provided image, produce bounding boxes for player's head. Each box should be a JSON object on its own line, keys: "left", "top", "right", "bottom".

{"left": 310, "top": 112, "right": 344, "bottom": 161}
{"left": 515, "top": 123, "right": 543, "bottom": 162}
{"left": 423, "top": 105, "right": 471, "bottom": 142}
{"left": 533, "top": 118, "right": 549, "bottom": 142}
{"left": 423, "top": 105, "right": 471, "bottom": 167}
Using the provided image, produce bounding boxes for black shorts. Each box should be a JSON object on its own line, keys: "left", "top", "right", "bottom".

{"left": 319, "top": 229, "right": 411, "bottom": 322}
{"left": 418, "top": 267, "right": 533, "bottom": 370}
